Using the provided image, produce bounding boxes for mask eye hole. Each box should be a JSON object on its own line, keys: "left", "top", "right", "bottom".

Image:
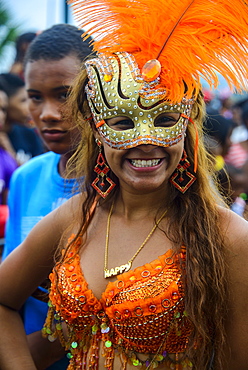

{"left": 106, "top": 116, "right": 134, "bottom": 131}
{"left": 154, "top": 113, "right": 180, "bottom": 128}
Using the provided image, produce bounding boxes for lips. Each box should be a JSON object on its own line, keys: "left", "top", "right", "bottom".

{"left": 41, "top": 128, "right": 68, "bottom": 141}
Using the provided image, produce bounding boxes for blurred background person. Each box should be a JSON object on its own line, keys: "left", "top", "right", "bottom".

{"left": 9, "top": 32, "right": 37, "bottom": 81}
{"left": 224, "top": 103, "right": 248, "bottom": 169}
{"left": 0, "top": 73, "right": 44, "bottom": 164}
{"left": 0, "top": 87, "right": 18, "bottom": 205}
{"left": 204, "top": 112, "right": 234, "bottom": 198}
{"left": 0, "top": 87, "right": 18, "bottom": 251}
{"left": 204, "top": 102, "right": 248, "bottom": 218}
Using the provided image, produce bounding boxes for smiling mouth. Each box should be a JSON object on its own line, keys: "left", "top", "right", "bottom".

{"left": 129, "top": 159, "right": 161, "bottom": 168}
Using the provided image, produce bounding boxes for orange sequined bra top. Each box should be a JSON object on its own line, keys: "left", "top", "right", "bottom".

{"left": 43, "top": 235, "right": 193, "bottom": 370}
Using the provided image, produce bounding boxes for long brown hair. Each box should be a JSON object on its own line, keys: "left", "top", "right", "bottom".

{"left": 63, "top": 68, "right": 228, "bottom": 369}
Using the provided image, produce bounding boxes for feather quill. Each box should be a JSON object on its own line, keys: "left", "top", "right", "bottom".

{"left": 69, "top": 0, "right": 248, "bottom": 103}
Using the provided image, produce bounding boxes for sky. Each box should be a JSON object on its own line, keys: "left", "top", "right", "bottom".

{"left": 1, "top": 0, "right": 76, "bottom": 72}
{"left": 0, "top": 0, "right": 247, "bottom": 100}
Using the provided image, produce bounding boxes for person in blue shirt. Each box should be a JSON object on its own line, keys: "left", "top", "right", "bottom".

{"left": 2, "top": 24, "right": 93, "bottom": 369}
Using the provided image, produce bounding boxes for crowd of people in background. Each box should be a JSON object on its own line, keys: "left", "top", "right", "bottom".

{"left": 203, "top": 89, "right": 248, "bottom": 218}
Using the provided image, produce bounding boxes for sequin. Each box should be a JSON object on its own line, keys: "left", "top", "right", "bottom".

{"left": 149, "top": 304, "right": 157, "bottom": 313}
{"left": 75, "top": 284, "right": 81, "bottom": 292}
{"left": 162, "top": 298, "right": 171, "bottom": 308}
{"left": 155, "top": 265, "right": 162, "bottom": 271}
{"left": 141, "top": 270, "right": 151, "bottom": 278}
{"left": 104, "top": 74, "right": 113, "bottom": 82}
{"left": 132, "top": 359, "right": 140, "bottom": 366}
{"left": 92, "top": 324, "right": 98, "bottom": 334}
{"left": 156, "top": 354, "right": 164, "bottom": 361}
{"left": 151, "top": 360, "right": 159, "bottom": 368}
{"left": 174, "top": 312, "right": 181, "bottom": 319}
{"left": 114, "top": 310, "right": 122, "bottom": 320}
{"left": 117, "top": 280, "right": 124, "bottom": 289}
{"left": 134, "top": 307, "right": 143, "bottom": 316}
{"left": 101, "top": 327, "right": 110, "bottom": 334}
{"left": 48, "top": 335, "right": 56, "bottom": 342}
{"left": 70, "top": 273, "right": 77, "bottom": 282}
{"left": 56, "top": 323, "right": 62, "bottom": 330}
{"left": 123, "top": 309, "right": 131, "bottom": 318}
{"left": 172, "top": 292, "right": 179, "bottom": 300}
{"left": 79, "top": 295, "right": 86, "bottom": 304}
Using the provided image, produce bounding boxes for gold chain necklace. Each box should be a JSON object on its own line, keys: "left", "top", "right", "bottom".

{"left": 104, "top": 202, "right": 167, "bottom": 278}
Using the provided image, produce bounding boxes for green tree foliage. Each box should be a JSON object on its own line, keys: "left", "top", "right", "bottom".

{"left": 0, "top": 1, "right": 19, "bottom": 58}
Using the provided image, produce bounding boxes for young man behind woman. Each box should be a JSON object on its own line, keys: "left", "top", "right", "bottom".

{"left": 2, "top": 23, "right": 93, "bottom": 369}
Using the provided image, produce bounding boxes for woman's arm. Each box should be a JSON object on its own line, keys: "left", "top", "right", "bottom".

{"left": 0, "top": 305, "right": 36, "bottom": 369}
{"left": 27, "top": 331, "right": 66, "bottom": 370}
{"left": 219, "top": 208, "right": 248, "bottom": 369}
{"left": 0, "top": 198, "right": 77, "bottom": 369}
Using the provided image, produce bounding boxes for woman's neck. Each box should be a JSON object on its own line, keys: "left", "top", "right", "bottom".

{"left": 113, "top": 186, "right": 170, "bottom": 221}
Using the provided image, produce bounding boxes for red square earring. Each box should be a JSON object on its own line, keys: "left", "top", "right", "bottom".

{"left": 170, "top": 150, "right": 196, "bottom": 193}
{"left": 91, "top": 139, "right": 116, "bottom": 198}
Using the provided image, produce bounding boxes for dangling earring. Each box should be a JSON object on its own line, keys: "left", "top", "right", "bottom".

{"left": 91, "top": 139, "right": 116, "bottom": 198}
{"left": 170, "top": 149, "right": 196, "bottom": 193}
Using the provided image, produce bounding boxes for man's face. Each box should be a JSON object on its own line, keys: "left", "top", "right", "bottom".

{"left": 25, "top": 55, "right": 81, "bottom": 154}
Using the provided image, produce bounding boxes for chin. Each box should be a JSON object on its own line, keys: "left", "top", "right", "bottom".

{"left": 44, "top": 144, "right": 70, "bottom": 155}
{"left": 125, "top": 179, "right": 169, "bottom": 193}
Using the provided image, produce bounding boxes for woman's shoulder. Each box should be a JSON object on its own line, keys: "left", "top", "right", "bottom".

{"left": 53, "top": 193, "right": 84, "bottom": 228}
{"left": 217, "top": 205, "right": 248, "bottom": 255}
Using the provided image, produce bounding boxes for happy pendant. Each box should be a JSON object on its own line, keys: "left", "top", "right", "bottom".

{"left": 104, "top": 262, "right": 131, "bottom": 278}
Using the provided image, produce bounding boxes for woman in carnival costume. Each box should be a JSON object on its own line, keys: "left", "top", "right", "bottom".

{"left": 0, "top": 0, "right": 248, "bottom": 369}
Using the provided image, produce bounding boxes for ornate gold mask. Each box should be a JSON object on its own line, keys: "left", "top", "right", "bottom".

{"left": 85, "top": 52, "right": 194, "bottom": 149}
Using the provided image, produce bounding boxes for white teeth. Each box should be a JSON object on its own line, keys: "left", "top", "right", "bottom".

{"left": 130, "top": 159, "right": 160, "bottom": 167}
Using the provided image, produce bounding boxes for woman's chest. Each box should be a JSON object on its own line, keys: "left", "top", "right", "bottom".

{"left": 48, "top": 237, "right": 191, "bottom": 370}
{"left": 80, "top": 220, "right": 176, "bottom": 300}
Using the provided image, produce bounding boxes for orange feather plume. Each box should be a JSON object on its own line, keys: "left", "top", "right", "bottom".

{"left": 68, "top": 0, "right": 248, "bottom": 103}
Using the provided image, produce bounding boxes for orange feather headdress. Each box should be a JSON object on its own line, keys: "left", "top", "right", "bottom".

{"left": 68, "top": 0, "right": 248, "bottom": 103}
